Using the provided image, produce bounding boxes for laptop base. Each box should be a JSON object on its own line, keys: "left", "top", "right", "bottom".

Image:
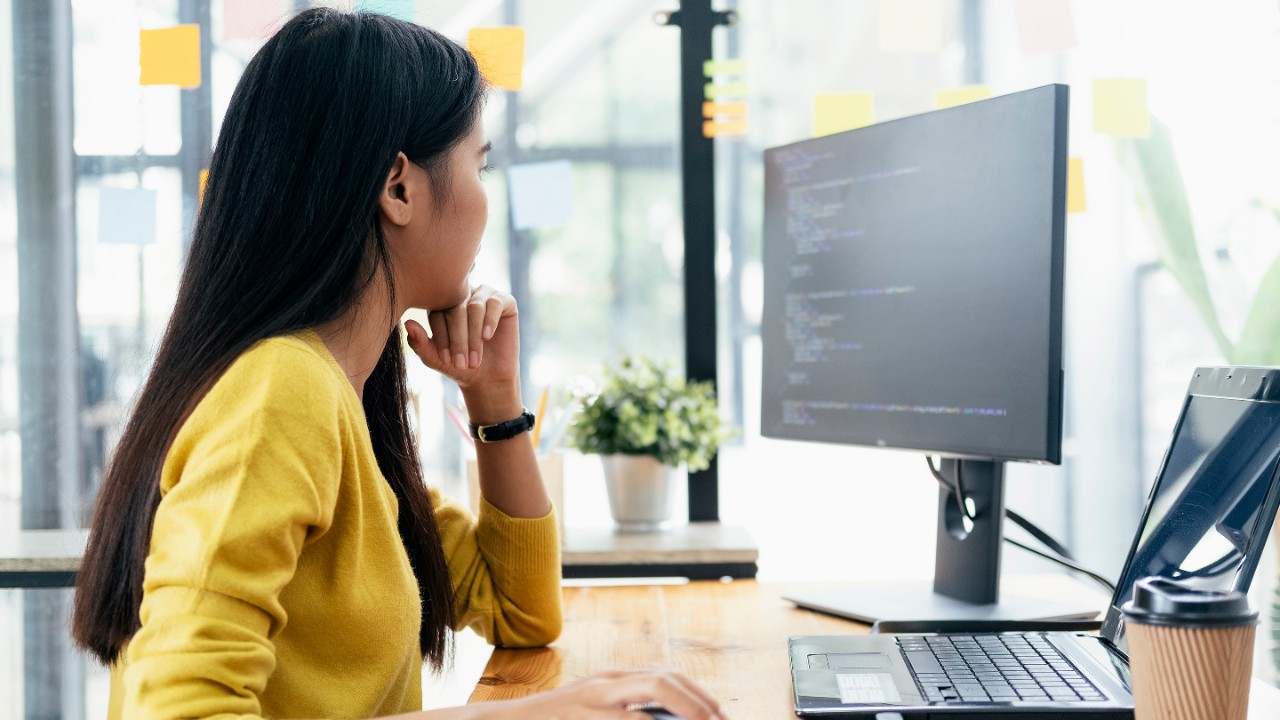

{"left": 785, "top": 580, "right": 1100, "bottom": 626}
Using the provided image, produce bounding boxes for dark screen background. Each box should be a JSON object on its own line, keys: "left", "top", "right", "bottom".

{"left": 760, "top": 85, "right": 1065, "bottom": 461}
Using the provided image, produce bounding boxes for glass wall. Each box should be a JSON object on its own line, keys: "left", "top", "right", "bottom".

{"left": 2, "top": 0, "right": 1278, "bottom": 716}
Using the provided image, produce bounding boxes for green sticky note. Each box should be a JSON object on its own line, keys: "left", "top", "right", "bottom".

{"left": 935, "top": 85, "right": 992, "bottom": 109}
{"left": 139, "top": 25, "right": 201, "bottom": 88}
{"left": 702, "top": 59, "right": 747, "bottom": 77}
{"left": 814, "top": 93, "right": 874, "bottom": 136}
{"left": 704, "top": 82, "right": 749, "bottom": 100}
{"left": 1093, "top": 79, "right": 1150, "bottom": 138}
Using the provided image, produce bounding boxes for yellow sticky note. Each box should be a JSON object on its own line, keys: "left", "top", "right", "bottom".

{"left": 703, "top": 59, "right": 747, "bottom": 77}
{"left": 467, "top": 27, "right": 524, "bottom": 91}
{"left": 935, "top": 85, "right": 992, "bottom": 109}
{"left": 199, "top": 169, "right": 209, "bottom": 206}
{"left": 814, "top": 93, "right": 874, "bottom": 137}
{"left": 1093, "top": 78, "right": 1150, "bottom": 138}
{"left": 140, "top": 25, "right": 202, "bottom": 88}
{"left": 1067, "top": 157, "right": 1085, "bottom": 213}
{"left": 878, "top": 0, "right": 945, "bottom": 53}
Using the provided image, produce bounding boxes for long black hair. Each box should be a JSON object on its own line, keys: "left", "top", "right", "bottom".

{"left": 72, "top": 8, "right": 484, "bottom": 671}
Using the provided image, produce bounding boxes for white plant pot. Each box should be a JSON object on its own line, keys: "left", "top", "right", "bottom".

{"left": 601, "top": 454, "right": 674, "bottom": 532}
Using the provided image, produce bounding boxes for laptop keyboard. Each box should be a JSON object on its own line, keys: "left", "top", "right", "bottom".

{"left": 897, "top": 634, "right": 1105, "bottom": 704}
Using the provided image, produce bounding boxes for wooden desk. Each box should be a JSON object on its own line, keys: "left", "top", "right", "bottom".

{"left": 471, "top": 580, "right": 1280, "bottom": 719}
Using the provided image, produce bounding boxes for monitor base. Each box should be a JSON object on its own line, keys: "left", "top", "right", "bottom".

{"left": 784, "top": 580, "right": 1100, "bottom": 625}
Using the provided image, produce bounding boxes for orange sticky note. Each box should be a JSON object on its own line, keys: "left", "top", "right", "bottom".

{"left": 1093, "top": 79, "right": 1150, "bottom": 138}
{"left": 1067, "top": 157, "right": 1085, "bottom": 213}
{"left": 935, "top": 85, "right": 992, "bottom": 109}
{"left": 140, "top": 25, "right": 202, "bottom": 88}
{"left": 199, "top": 169, "right": 209, "bottom": 206}
{"left": 703, "top": 101, "right": 748, "bottom": 118}
{"left": 703, "top": 119, "right": 748, "bottom": 138}
{"left": 467, "top": 27, "right": 524, "bottom": 91}
{"left": 814, "top": 93, "right": 874, "bottom": 137}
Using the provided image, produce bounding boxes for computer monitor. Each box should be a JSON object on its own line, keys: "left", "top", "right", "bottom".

{"left": 760, "top": 84, "right": 1074, "bottom": 622}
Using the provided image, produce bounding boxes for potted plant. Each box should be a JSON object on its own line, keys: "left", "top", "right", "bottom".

{"left": 569, "top": 354, "right": 730, "bottom": 531}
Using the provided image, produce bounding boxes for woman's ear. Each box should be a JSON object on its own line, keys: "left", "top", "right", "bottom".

{"left": 379, "top": 151, "right": 421, "bottom": 227}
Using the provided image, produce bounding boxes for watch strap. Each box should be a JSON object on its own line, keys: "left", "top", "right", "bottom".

{"left": 469, "top": 409, "right": 536, "bottom": 443}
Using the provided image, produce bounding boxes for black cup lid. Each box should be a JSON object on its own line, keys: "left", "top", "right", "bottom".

{"left": 1120, "top": 577, "right": 1257, "bottom": 628}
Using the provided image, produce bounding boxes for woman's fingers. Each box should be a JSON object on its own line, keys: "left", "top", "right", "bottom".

{"left": 592, "top": 672, "right": 723, "bottom": 720}
{"left": 426, "top": 311, "right": 451, "bottom": 366}
{"left": 466, "top": 292, "right": 488, "bottom": 368}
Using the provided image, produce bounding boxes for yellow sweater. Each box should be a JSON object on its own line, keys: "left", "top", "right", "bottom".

{"left": 108, "top": 330, "right": 562, "bottom": 720}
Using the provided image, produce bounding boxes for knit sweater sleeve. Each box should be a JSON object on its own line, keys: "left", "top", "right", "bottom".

{"left": 433, "top": 487, "right": 563, "bottom": 647}
{"left": 120, "top": 342, "right": 344, "bottom": 720}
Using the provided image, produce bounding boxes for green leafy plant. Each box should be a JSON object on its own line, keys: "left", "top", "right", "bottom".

{"left": 568, "top": 355, "right": 731, "bottom": 472}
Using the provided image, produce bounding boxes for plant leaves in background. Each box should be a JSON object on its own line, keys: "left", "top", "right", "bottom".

{"left": 1119, "top": 118, "right": 1233, "bottom": 357}
{"left": 1231, "top": 254, "right": 1280, "bottom": 365}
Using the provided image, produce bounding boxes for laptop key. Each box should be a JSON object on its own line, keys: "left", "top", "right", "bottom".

{"left": 903, "top": 650, "right": 947, "bottom": 676}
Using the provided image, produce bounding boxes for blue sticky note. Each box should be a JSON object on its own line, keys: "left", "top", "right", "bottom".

{"left": 359, "top": 0, "right": 415, "bottom": 22}
{"left": 98, "top": 187, "right": 157, "bottom": 245}
{"left": 507, "top": 160, "right": 573, "bottom": 230}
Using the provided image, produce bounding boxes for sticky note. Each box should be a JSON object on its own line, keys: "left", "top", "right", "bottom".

{"left": 1013, "top": 0, "right": 1078, "bottom": 55}
{"left": 704, "top": 82, "right": 749, "bottom": 100}
{"left": 703, "top": 119, "right": 748, "bottom": 138}
{"left": 1067, "top": 157, "right": 1085, "bottom": 213}
{"left": 467, "top": 27, "right": 524, "bottom": 91}
{"left": 199, "top": 169, "right": 209, "bottom": 206}
{"left": 703, "top": 59, "right": 747, "bottom": 77}
{"left": 140, "top": 25, "right": 202, "bottom": 88}
{"left": 359, "top": 0, "right": 415, "bottom": 22}
{"left": 878, "top": 0, "right": 945, "bottom": 53}
{"left": 99, "top": 188, "right": 157, "bottom": 246}
{"left": 703, "top": 101, "right": 748, "bottom": 118}
{"left": 1093, "top": 79, "right": 1150, "bottom": 138}
{"left": 507, "top": 160, "right": 573, "bottom": 230}
{"left": 222, "top": 0, "right": 286, "bottom": 40}
{"left": 935, "top": 85, "right": 992, "bottom": 109}
{"left": 814, "top": 93, "right": 874, "bottom": 137}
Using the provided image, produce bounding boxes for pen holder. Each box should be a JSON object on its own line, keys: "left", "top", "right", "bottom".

{"left": 466, "top": 452, "right": 566, "bottom": 541}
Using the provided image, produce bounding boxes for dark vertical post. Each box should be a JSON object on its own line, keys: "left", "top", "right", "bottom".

{"left": 179, "top": 0, "right": 214, "bottom": 254}
{"left": 14, "top": 2, "right": 82, "bottom": 717}
{"left": 670, "top": 0, "right": 730, "bottom": 521}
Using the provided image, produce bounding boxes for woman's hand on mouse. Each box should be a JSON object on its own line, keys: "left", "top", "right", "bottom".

{"left": 436, "top": 670, "right": 725, "bottom": 720}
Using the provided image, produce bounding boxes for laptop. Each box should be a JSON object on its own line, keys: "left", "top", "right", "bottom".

{"left": 790, "top": 366, "right": 1280, "bottom": 717}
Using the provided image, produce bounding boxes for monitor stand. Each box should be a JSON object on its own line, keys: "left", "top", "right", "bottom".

{"left": 785, "top": 459, "right": 1099, "bottom": 625}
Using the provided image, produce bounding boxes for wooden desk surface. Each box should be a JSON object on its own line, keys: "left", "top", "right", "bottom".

{"left": 471, "top": 580, "right": 1280, "bottom": 719}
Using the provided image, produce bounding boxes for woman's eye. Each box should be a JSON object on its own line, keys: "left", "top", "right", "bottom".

{"left": 480, "top": 164, "right": 495, "bottom": 178}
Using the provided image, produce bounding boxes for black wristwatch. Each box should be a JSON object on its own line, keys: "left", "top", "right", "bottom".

{"left": 469, "top": 408, "right": 536, "bottom": 443}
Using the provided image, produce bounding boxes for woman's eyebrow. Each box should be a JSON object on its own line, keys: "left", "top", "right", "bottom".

{"left": 480, "top": 141, "right": 493, "bottom": 155}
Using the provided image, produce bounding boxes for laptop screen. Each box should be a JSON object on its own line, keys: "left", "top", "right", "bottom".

{"left": 1102, "top": 368, "right": 1280, "bottom": 655}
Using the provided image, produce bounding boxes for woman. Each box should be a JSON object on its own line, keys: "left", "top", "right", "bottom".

{"left": 71, "top": 9, "right": 725, "bottom": 720}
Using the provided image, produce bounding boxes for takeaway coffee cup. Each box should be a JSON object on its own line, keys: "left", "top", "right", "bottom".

{"left": 1121, "top": 577, "right": 1257, "bottom": 720}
